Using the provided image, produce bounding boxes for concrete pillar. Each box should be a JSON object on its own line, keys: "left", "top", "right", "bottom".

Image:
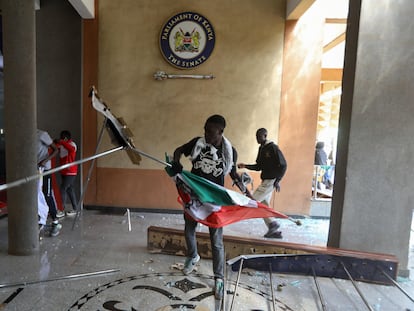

{"left": 328, "top": 0, "right": 414, "bottom": 276}
{"left": 279, "top": 3, "right": 325, "bottom": 215}
{"left": 3, "top": 0, "right": 39, "bottom": 255}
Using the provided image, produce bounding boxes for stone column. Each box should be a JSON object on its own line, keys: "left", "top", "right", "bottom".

{"left": 328, "top": 0, "right": 414, "bottom": 276}
{"left": 3, "top": 0, "right": 39, "bottom": 255}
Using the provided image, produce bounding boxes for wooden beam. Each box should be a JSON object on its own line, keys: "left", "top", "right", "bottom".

{"left": 321, "top": 68, "right": 343, "bottom": 82}
{"left": 325, "top": 18, "right": 347, "bottom": 24}
{"left": 147, "top": 225, "right": 398, "bottom": 269}
{"left": 323, "top": 32, "right": 346, "bottom": 53}
{"left": 286, "top": 0, "right": 316, "bottom": 20}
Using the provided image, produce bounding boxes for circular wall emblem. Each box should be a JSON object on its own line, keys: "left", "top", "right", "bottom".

{"left": 159, "top": 12, "right": 215, "bottom": 69}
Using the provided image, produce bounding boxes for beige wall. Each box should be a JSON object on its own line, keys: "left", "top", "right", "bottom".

{"left": 86, "top": 0, "right": 288, "bottom": 210}
{"left": 85, "top": 0, "right": 324, "bottom": 214}
{"left": 97, "top": 0, "right": 285, "bottom": 170}
{"left": 278, "top": 3, "right": 325, "bottom": 214}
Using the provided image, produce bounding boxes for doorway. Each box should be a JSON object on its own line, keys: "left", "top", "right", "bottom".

{"left": 312, "top": 10, "right": 346, "bottom": 202}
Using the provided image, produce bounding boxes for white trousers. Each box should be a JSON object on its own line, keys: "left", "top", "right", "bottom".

{"left": 252, "top": 178, "right": 278, "bottom": 227}
{"left": 38, "top": 168, "right": 49, "bottom": 225}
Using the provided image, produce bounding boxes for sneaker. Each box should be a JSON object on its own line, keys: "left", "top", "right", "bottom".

{"left": 66, "top": 210, "right": 77, "bottom": 216}
{"left": 182, "top": 254, "right": 200, "bottom": 275}
{"left": 38, "top": 224, "right": 45, "bottom": 241}
{"left": 49, "top": 223, "right": 62, "bottom": 237}
{"left": 265, "top": 230, "right": 283, "bottom": 239}
{"left": 214, "top": 278, "right": 224, "bottom": 300}
{"left": 264, "top": 221, "right": 281, "bottom": 238}
{"left": 56, "top": 210, "right": 65, "bottom": 218}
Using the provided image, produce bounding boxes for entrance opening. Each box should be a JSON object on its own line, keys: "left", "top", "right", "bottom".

{"left": 311, "top": 5, "right": 347, "bottom": 206}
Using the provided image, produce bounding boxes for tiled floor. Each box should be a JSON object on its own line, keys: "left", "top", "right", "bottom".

{"left": 0, "top": 210, "right": 413, "bottom": 310}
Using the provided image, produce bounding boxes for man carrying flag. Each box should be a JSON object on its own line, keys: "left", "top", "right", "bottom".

{"left": 170, "top": 114, "right": 239, "bottom": 301}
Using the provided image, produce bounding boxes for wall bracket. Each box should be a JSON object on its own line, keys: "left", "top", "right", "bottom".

{"left": 153, "top": 71, "right": 215, "bottom": 81}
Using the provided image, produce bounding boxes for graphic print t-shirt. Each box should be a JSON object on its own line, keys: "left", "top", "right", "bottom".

{"left": 180, "top": 137, "right": 225, "bottom": 186}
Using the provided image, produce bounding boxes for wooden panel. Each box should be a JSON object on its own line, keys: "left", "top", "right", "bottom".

{"left": 147, "top": 226, "right": 398, "bottom": 284}
{"left": 321, "top": 68, "right": 343, "bottom": 82}
{"left": 147, "top": 226, "right": 399, "bottom": 263}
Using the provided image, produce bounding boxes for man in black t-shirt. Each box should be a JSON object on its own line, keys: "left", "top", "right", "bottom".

{"left": 171, "top": 114, "right": 237, "bottom": 300}
{"left": 238, "top": 128, "right": 287, "bottom": 238}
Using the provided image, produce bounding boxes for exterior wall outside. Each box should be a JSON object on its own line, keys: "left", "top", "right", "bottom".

{"left": 36, "top": 0, "right": 82, "bottom": 198}
{"left": 85, "top": 0, "right": 297, "bottom": 212}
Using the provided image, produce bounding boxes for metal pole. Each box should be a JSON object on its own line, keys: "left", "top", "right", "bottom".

{"left": 71, "top": 119, "right": 109, "bottom": 229}
{"left": 0, "top": 146, "right": 124, "bottom": 192}
{"left": 129, "top": 146, "right": 171, "bottom": 167}
{"left": 0, "top": 287, "right": 24, "bottom": 308}
{"left": 0, "top": 127, "right": 172, "bottom": 194}
{"left": 313, "top": 166, "right": 319, "bottom": 199}
{"left": 0, "top": 269, "right": 119, "bottom": 289}
{"left": 222, "top": 250, "right": 227, "bottom": 311}
{"left": 272, "top": 188, "right": 302, "bottom": 226}
{"left": 269, "top": 263, "right": 277, "bottom": 311}
{"left": 378, "top": 267, "right": 414, "bottom": 303}
{"left": 229, "top": 257, "right": 244, "bottom": 311}
{"left": 340, "top": 262, "right": 374, "bottom": 311}
{"left": 127, "top": 208, "right": 131, "bottom": 232}
{"left": 225, "top": 261, "right": 230, "bottom": 311}
{"left": 311, "top": 266, "right": 327, "bottom": 311}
